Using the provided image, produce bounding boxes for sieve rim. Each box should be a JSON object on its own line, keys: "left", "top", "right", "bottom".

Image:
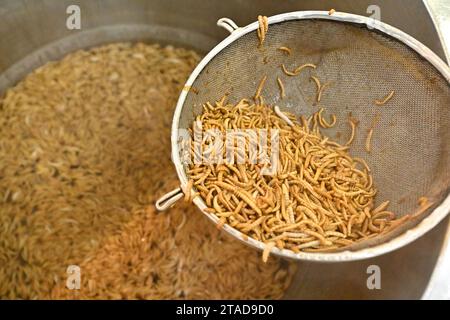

{"left": 170, "top": 10, "right": 450, "bottom": 262}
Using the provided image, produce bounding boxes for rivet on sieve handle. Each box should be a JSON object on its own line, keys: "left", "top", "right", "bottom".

{"left": 217, "top": 18, "right": 240, "bottom": 34}
{"left": 155, "top": 187, "right": 183, "bottom": 211}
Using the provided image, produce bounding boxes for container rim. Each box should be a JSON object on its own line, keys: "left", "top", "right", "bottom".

{"left": 170, "top": 10, "right": 450, "bottom": 262}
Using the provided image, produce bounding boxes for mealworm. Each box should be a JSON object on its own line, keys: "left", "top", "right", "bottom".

{"left": 317, "top": 82, "right": 329, "bottom": 102}
{"left": 194, "top": 168, "right": 211, "bottom": 185}
{"left": 258, "top": 95, "right": 265, "bottom": 106}
{"left": 277, "top": 77, "right": 286, "bottom": 99}
{"left": 241, "top": 216, "right": 266, "bottom": 232}
{"left": 294, "top": 63, "right": 317, "bottom": 74}
{"left": 304, "top": 246, "right": 339, "bottom": 252}
{"left": 372, "top": 201, "right": 390, "bottom": 214}
{"left": 184, "top": 179, "right": 193, "bottom": 202}
{"left": 234, "top": 201, "right": 245, "bottom": 215}
{"left": 310, "top": 76, "right": 321, "bottom": 102}
{"left": 257, "top": 15, "right": 269, "bottom": 46}
{"left": 281, "top": 63, "right": 316, "bottom": 77}
{"left": 318, "top": 108, "right": 336, "bottom": 128}
{"left": 365, "top": 128, "right": 373, "bottom": 153}
{"left": 255, "top": 75, "right": 267, "bottom": 100}
{"left": 345, "top": 118, "right": 357, "bottom": 146}
{"left": 274, "top": 105, "right": 294, "bottom": 127}
{"left": 262, "top": 242, "right": 276, "bottom": 263}
{"left": 213, "top": 195, "right": 223, "bottom": 213}
{"left": 214, "top": 181, "right": 262, "bottom": 215}
{"left": 375, "top": 90, "right": 395, "bottom": 105}
{"left": 275, "top": 239, "right": 285, "bottom": 249}
{"left": 324, "top": 114, "right": 337, "bottom": 128}
{"left": 278, "top": 46, "right": 292, "bottom": 55}
{"left": 325, "top": 231, "right": 345, "bottom": 238}
{"left": 281, "top": 183, "right": 292, "bottom": 223}
{"left": 418, "top": 196, "right": 429, "bottom": 207}
{"left": 225, "top": 177, "right": 251, "bottom": 189}
{"left": 281, "top": 64, "right": 297, "bottom": 76}
{"left": 296, "top": 240, "right": 320, "bottom": 250}
{"left": 216, "top": 217, "right": 226, "bottom": 230}
{"left": 205, "top": 188, "right": 215, "bottom": 206}
{"left": 291, "top": 246, "right": 300, "bottom": 253}
{"left": 191, "top": 192, "right": 200, "bottom": 201}
{"left": 372, "top": 211, "right": 395, "bottom": 220}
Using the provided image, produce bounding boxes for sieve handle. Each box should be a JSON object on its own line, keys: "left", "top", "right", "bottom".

{"left": 155, "top": 187, "right": 183, "bottom": 211}
{"left": 217, "top": 18, "right": 240, "bottom": 34}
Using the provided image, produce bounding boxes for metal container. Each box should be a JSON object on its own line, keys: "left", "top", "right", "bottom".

{"left": 157, "top": 10, "right": 450, "bottom": 263}
{"left": 1, "top": 0, "right": 448, "bottom": 299}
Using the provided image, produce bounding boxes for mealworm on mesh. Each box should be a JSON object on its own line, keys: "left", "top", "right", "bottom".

{"left": 310, "top": 76, "right": 322, "bottom": 102}
{"left": 257, "top": 15, "right": 269, "bottom": 46}
{"left": 318, "top": 108, "right": 336, "bottom": 128}
{"left": 373, "top": 201, "right": 390, "bottom": 214}
{"left": 255, "top": 75, "right": 267, "bottom": 100}
{"left": 277, "top": 77, "right": 286, "bottom": 99}
{"left": 345, "top": 117, "right": 357, "bottom": 146}
{"left": 317, "top": 82, "right": 329, "bottom": 102}
{"left": 278, "top": 46, "right": 292, "bottom": 55}
{"left": 281, "top": 64, "right": 297, "bottom": 76}
{"left": 365, "top": 128, "right": 374, "bottom": 153}
{"left": 281, "top": 63, "right": 316, "bottom": 77}
{"left": 418, "top": 196, "right": 429, "bottom": 207}
{"left": 375, "top": 90, "right": 395, "bottom": 105}
{"left": 294, "top": 63, "right": 316, "bottom": 74}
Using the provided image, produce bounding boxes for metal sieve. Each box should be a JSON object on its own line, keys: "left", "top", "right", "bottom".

{"left": 156, "top": 11, "right": 450, "bottom": 262}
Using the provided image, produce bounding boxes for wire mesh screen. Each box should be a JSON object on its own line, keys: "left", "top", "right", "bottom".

{"left": 178, "top": 19, "right": 450, "bottom": 248}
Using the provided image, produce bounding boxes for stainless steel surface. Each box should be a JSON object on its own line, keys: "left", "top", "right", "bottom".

{"left": 0, "top": 0, "right": 448, "bottom": 299}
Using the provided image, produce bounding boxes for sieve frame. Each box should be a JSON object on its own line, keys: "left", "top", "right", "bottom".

{"left": 166, "top": 10, "right": 450, "bottom": 262}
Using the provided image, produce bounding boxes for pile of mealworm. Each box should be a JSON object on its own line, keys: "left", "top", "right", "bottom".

{"left": 186, "top": 98, "right": 399, "bottom": 258}
{"left": 0, "top": 41, "right": 296, "bottom": 299}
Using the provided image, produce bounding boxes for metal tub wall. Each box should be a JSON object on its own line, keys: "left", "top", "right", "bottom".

{"left": 0, "top": 0, "right": 448, "bottom": 299}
